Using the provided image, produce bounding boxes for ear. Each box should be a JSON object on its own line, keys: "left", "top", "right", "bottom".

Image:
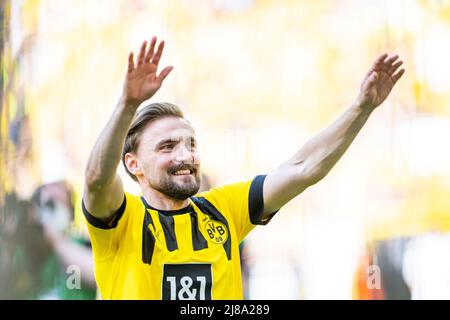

{"left": 124, "top": 153, "right": 143, "bottom": 177}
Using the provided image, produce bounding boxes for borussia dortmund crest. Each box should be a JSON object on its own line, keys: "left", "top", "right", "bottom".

{"left": 203, "top": 220, "right": 228, "bottom": 245}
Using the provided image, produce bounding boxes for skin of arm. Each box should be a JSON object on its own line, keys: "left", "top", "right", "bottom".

{"left": 263, "top": 53, "right": 405, "bottom": 216}
{"left": 83, "top": 37, "right": 173, "bottom": 221}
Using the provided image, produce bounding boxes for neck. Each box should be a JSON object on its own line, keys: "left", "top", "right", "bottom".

{"left": 140, "top": 183, "right": 190, "bottom": 211}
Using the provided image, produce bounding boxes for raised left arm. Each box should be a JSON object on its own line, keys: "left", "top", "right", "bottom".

{"left": 262, "top": 53, "right": 405, "bottom": 217}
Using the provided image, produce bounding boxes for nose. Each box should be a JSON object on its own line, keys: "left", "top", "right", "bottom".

{"left": 174, "top": 144, "right": 194, "bottom": 164}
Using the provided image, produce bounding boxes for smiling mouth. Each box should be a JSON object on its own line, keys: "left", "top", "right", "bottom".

{"left": 172, "top": 169, "right": 193, "bottom": 176}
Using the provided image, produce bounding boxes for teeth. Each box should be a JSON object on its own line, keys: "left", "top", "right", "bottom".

{"left": 174, "top": 170, "right": 191, "bottom": 175}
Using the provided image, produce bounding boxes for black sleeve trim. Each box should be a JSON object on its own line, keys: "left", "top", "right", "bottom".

{"left": 82, "top": 195, "right": 127, "bottom": 230}
{"left": 249, "top": 175, "right": 278, "bottom": 225}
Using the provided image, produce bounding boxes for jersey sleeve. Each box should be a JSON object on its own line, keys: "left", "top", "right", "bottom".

{"left": 199, "top": 175, "right": 278, "bottom": 242}
{"left": 82, "top": 192, "right": 134, "bottom": 261}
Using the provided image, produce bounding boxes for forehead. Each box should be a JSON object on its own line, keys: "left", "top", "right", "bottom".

{"left": 140, "top": 116, "right": 195, "bottom": 147}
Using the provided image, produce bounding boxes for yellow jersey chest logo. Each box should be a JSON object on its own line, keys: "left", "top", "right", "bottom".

{"left": 202, "top": 219, "right": 228, "bottom": 245}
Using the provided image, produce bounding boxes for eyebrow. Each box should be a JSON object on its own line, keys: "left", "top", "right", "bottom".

{"left": 155, "top": 138, "right": 180, "bottom": 149}
{"left": 154, "top": 137, "right": 196, "bottom": 149}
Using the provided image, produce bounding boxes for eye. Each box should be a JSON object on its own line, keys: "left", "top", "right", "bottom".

{"left": 160, "top": 143, "right": 174, "bottom": 151}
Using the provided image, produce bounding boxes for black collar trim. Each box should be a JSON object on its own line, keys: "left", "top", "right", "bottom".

{"left": 140, "top": 196, "right": 192, "bottom": 216}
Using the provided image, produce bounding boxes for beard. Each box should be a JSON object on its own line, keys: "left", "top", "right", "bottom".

{"left": 150, "top": 165, "right": 201, "bottom": 200}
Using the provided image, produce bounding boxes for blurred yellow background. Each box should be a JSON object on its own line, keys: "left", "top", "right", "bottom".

{"left": 2, "top": 0, "right": 450, "bottom": 299}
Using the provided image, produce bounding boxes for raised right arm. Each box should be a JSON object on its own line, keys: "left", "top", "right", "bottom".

{"left": 83, "top": 37, "right": 173, "bottom": 221}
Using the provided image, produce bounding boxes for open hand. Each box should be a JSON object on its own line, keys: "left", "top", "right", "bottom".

{"left": 123, "top": 37, "right": 173, "bottom": 107}
{"left": 356, "top": 53, "right": 405, "bottom": 110}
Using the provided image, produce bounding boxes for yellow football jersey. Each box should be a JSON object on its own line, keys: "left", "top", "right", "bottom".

{"left": 82, "top": 175, "right": 275, "bottom": 299}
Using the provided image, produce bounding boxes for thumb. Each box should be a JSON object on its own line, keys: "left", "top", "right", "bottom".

{"left": 157, "top": 66, "right": 174, "bottom": 83}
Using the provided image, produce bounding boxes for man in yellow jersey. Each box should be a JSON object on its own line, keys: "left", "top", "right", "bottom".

{"left": 82, "top": 36, "right": 405, "bottom": 299}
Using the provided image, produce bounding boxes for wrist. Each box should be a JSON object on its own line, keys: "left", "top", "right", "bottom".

{"left": 352, "top": 98, "right": 376, "bottom": 114}
{"left": 118, "top": 94, "right": 141, "bottom": 113}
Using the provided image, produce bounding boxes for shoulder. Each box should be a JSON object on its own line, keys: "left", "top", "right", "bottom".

{"left": 196, "top": 175, "right": 266, "bottom": 205}
{"left": 193, "top": 175, "right": 274, "bottom": 226}
{"left": 124, "top": 191, "right": 144, "bottom": 209}
{"left": 82, "top": 191, "right": 143, "bottom": 229}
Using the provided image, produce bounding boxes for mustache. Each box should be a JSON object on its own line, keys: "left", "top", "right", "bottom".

{"left": 168, "top": 163, "right": 198, "bottom": 175}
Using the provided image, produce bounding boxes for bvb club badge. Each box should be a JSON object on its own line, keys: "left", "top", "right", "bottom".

{"left": 203, "top": 219, "right": 228, "bottom": 245}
